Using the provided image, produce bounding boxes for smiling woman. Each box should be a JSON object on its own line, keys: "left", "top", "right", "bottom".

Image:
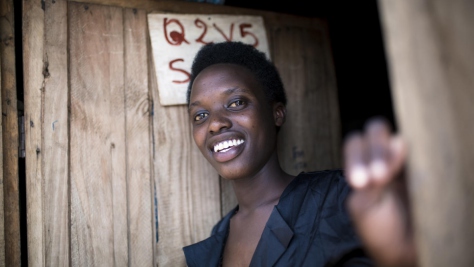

{"left": 182, "top": 41, "right": 417, "bottom": 267}
{"left": 183, "top": 42, "right": 372, "bottom": 267}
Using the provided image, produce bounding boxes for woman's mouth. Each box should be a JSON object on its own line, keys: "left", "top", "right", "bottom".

{"left": 213, "top": 139, "right": 245, "bottom": 153}
{"left": 211, "top": 139, "right": 245, "bottom": 162}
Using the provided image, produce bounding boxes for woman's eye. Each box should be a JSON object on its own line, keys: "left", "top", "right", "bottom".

{"left": 229, "top": 100, "right": 245, "bottom": 108}
{"left": 194, "top": 113, "right": 208, "bottom": 121}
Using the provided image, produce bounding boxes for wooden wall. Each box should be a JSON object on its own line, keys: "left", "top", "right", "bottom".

{"left": 2, "top": 0, "right": 470, "bottom": 266}
{"left": 17, "top": 0, "right": 340, "bottom": 266}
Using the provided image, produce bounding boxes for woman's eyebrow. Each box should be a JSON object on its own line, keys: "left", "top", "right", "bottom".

{"left": 188, "top": 101, "right": 200, "bottom": 111}
{"left": 188, "top": 87, "right": 249, "bottom": 111}
{"left": 223, "top": 87, "right": 249, "bottom": 95}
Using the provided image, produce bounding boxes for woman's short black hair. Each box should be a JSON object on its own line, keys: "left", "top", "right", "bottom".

{"left": 186, "top": 42, "right": 287, "bottom": 106}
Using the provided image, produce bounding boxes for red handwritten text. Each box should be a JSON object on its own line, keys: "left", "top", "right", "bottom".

{"left": 169, "top": 59, "right": 191, "bottom": 84}
{"left": 164, "top": 18, "right": 190, "bottom": 46}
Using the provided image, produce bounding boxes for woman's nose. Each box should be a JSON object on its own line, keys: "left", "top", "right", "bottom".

{"left": 208, "top": 113, "right": 232, "bottom": 134}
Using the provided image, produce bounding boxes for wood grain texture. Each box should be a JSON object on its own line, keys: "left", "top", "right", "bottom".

{"left": 69, "top": 3, "right": 128, "bottom": 266}
{"left": 150, "top": 57, "right": 192, "bottom": 266}
{"left": 378, "top": 1, "right": 474, "bottom": 266}
{"left": 149, "top": 40, "right": 220, "bottom": 266}
{"left": 188, "top": 138, "right": 221, "bottom": 244}
{"left": 271, "top": 24, "right": 341, "bottom": 175}
{"left": 1, "top": 0, "right": 20, "bottom": 265}
{"left": 0, "top": 35, "right": 5, "bottom": 267}
{"left": 43, "top": 0, "right": 69, "bottom": 265}
{"left": 23, "top": 0, "right": 45, "bottom": 266}
{"left": 123, "top": 8, "right": 154, "bottom": 266}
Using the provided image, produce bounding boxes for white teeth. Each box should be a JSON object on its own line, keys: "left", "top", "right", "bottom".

{"left": 213, "top": 139, "right": 245, "bottom": 152}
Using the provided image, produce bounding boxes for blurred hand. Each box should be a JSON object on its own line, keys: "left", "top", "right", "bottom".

{"left": 344, "top": 118, "right": 417, "bottom": 267}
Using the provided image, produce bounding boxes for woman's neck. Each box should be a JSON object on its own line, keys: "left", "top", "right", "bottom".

{"left": 230, "top": 153, "right": 294, "bottom": 214}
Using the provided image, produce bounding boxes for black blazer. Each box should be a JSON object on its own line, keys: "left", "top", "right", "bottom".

{"left": 183, "top": 170, "right": 373, "bottom": 267}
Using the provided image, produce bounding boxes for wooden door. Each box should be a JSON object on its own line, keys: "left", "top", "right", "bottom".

{"left": 21, "top": 0, "right": 340, "bottom": 266}
{"left": 378, "top": 1, "right": 474, "bottom": 266}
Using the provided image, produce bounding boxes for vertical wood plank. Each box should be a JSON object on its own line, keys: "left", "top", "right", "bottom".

{"left": 23, "top": 0, "right": 45, "bottom": 265}
{"left": 149, "top": 42, "right": 220, "bottom": 266}
{"left": 1, "top": 0, "right": 20, "bottom": 265}
{"left": 147, "top": 36, "right": 158, "bottom": 267}
{"left": 123, "top": 8, "right": 154, "bottom": 266}
{"left": 69, "top": 3, "right": 128, "bottom": 266}
{"left": 150, "top": 59, "right": 191, "bottom": 266}
{"left": 43, "top": 0, "right": 69, "bottom": 265}
{"left": 0, "top": 40, "right": 5, "bottom": 267}
{"left": 271, "top": 24, "right": 341, "bottom": 175}
{"left": 378, "top": 1, "right": 474, "bottom": 266}
{"left": 188, "top": 141, "right": 221, "bottom": 243}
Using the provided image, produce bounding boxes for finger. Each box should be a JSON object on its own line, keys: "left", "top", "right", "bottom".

{"left": 344, "top": 132, "right": 369, "bottom": 189}
{"left": 365, "top": 118, "right": 392, "bottom": 185}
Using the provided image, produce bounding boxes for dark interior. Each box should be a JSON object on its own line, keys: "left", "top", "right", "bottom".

{"left": 225, "top": 0, "right": 396, "bottom": 137}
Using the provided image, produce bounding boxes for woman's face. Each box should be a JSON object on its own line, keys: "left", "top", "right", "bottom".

{"left": 188, "top": 63, "right": 283, "bottom": 180}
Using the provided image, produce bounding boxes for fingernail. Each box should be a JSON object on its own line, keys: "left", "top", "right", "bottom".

{"left": 370, "top": 160, "right": 387, "bottom": 180}
{"left": 350, "top": 165, "right": 369, "bottom": 188}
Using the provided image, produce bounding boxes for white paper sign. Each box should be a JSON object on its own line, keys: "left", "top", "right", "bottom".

{"left": 148, "top": 14, "right": 270, "bottom": 106}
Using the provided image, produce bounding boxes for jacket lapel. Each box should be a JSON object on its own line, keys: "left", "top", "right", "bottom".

{"left": 182, "top": 230, "right": 227, "bottom": 267}
{"left": 250, "top": 206, "right": 294, "bottom": 267}
{"left": 183, "top": 208, "right": 235, "bottom": 267}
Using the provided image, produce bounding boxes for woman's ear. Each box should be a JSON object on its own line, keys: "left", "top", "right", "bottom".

{"left": 273, "top": 102, "right": 287, "bottom": 127}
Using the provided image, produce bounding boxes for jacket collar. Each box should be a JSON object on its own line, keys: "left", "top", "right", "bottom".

{"left": 183, "top": 205, "right": 294, "bottom": 267}
{"left": 182, "top": 229, "right": 227, "bottom": 267}
{"left": 182, "top": 207, "right": 234, "bottom": 267}
{"left": 249, "top": 206, "right": 294, "bottom": 267}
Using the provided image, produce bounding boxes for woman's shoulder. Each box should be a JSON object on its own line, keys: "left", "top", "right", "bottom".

{"left": 277, "top": 169, "right": 352, "bottom": 223}
{"left": 283, "top": 169, "right": 349, "bottom": 199}
{"left": 295, "top": 169, "right": 345, "bottom": 181}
